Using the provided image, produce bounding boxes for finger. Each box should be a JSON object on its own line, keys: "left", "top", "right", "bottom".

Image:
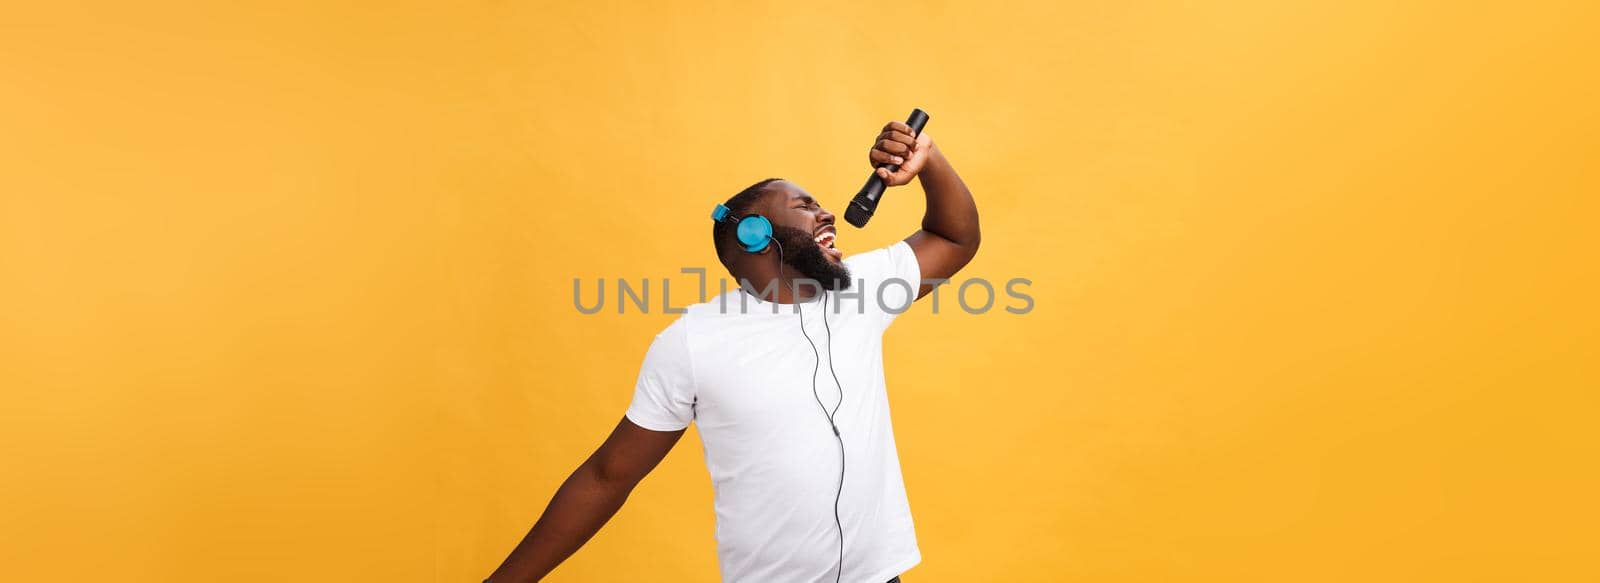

{"left": 869, "top": 149, "right": 905, "bottom": 166}
{"left": 876, "top": 139, "right": 911, "bottom": 156}
{"left": 876, "top": 130, "right": 916, "bottom": 149}
{"left": 885, "top": 120, "right": 912, "bottom": 135}
{"left": 877, "top": 166, "right": 910, "bottom": 186}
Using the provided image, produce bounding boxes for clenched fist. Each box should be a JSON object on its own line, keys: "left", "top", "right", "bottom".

{"left": 868, "top": 120, "right": 935, "bottom": 187}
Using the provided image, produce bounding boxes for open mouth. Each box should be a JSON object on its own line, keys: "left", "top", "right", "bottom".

{"left": 813, "top": 227, "right": 842, "bottom": 261}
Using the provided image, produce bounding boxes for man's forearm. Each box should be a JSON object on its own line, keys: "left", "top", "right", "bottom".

{"left": 487, "top": 462, "right": 635, "bottom": 582}
{"left": 916, "top": 145, "right": 980, "bottom": 248}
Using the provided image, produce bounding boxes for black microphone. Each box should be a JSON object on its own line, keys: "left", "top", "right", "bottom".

{"left": 843, "top": 108, "right": 930, "bottom": 228}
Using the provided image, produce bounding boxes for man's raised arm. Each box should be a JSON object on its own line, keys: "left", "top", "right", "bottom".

{"left": 866, "top": 120, "right": 981, "bottom": 299}
{"left": 485, "top": 417, "right": 684, "bottom": 582}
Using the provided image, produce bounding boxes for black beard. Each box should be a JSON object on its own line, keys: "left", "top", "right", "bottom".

{"left": 772, "top": 225, "right": 852, "bottom": 291}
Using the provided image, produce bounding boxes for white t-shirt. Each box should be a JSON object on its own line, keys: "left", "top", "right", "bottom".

{"left": 625, "top": 241, "right": 924, "bottom": 583}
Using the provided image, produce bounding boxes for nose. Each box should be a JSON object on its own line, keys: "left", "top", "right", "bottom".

{"left": 818, "top": 206, "right": 836, "bottom": 226}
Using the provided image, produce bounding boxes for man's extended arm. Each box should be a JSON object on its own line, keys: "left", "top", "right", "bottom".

{"left": 486, "top": 417, "right": 684, "bottom": 582}
{"left": 868, "top": 120, "right": 981, "bottom": 298}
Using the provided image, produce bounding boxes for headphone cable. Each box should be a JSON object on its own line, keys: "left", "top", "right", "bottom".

{"left": 772, "top": 237, "right": 847, "bottom": 583}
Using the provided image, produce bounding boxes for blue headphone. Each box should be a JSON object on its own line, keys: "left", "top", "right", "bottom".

{"left": 711, "top": 203, "right": 773, "bottom": 253}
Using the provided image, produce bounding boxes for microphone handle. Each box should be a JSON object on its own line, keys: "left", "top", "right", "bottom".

{"left": 845, "top": 108, "right": 930, "bottom": 228}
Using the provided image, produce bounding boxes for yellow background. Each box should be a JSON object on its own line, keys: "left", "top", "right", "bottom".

{"left": 3, "top": 1, "right": 1596, "bottom": 581}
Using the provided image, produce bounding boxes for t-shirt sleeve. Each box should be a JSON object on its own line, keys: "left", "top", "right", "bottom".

{"left": 849, "top": 240, "right": 923, "bottom": 329}
{"left": 623, "top": 316, "right": 696, "bottom": 431}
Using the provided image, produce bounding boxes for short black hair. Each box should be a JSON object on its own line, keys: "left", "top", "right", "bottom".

{"left": 713, "top": 177, "right": 784, "bottom": 266}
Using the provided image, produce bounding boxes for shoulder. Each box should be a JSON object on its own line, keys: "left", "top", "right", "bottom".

{"left": 844, "top": 240, "right": 917, "bottom": 280}
{"left": 837, "top": 241, "right": 922, "bottom": 327}
{"left": 844, "top": 240, "right": 920, "bottom": 294}
{"left": 643, "top": 313, "right": 692, "bottom": 355}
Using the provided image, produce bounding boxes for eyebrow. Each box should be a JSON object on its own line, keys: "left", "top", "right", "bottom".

{"left": 793, "top": 195, "right": 816, "bottom": 206}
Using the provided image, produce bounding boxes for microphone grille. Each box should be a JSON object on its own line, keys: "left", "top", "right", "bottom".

{"left": 843, "top": 204, "right": 872, "bottom": 228}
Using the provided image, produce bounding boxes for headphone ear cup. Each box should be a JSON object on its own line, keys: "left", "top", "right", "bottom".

{"left": 736, "top": 215, "right": 773, "bottom": 253}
